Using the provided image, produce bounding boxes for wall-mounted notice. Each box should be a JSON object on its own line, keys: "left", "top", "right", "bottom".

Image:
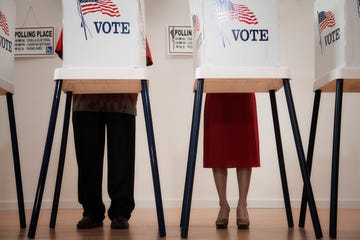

{"left": 14, "top": 27, "right": 55, "bottom": 57}
{"left": 167, "top": 25, "right": 193, "bottom": 55}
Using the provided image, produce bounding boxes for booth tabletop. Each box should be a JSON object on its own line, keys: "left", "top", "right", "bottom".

{"left": 313, "top": 68, "right": 360, "bottom": 92}
{"left": 54, "top": 67, "right": 147, "bottom": 80}
{"left": 61, "top": 80, "right": 143, "bottom": 94}
{"left": 0, "top": 80, "right": 15, "bottom": 95}
{"left": 193, "top": 66, "right": 290, "bottom": 93}
{"left": 54, "top": 68, "right": 147, "bottom": 94}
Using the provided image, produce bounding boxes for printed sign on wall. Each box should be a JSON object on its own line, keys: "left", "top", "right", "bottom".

{"left": 167, "top": 25, "right": 193, "bottom": 55}
{"left": 14, "top": 27, "right": 55, "bottom": 57}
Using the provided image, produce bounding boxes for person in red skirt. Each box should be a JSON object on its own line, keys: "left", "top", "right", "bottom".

{"left": 204, "top": 92, "right": 260, "bottom": 229}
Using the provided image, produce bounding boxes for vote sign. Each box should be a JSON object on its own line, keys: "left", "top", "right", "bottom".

{"left": 0, "top": 0, "right": 15, "bottom": 92}
{"left": 315, "top": 0, "right": 360, "bottom": 81}
{"left": 63, "top": 0, "right": 146, "bottom": 68}
{"left": 190, "top": 0, "right": 280, "bottom": 68}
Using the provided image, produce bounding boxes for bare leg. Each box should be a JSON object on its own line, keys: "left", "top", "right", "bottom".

{"left": 212, "top": 168, "right": 230, "bottom": 228}
{"left": 236, "top": 168, "right": 252, "bottom": 228}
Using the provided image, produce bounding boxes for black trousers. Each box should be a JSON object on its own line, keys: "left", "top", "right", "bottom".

{"left": 72, "top": 111, "right": 136, "bottom": 220}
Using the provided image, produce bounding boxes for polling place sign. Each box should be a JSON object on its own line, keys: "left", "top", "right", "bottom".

{"left": 14, "top": 27, "right": 55, "bottom": 57}
{"left": 167, "top": 25, "right": 193, "bottom": 55}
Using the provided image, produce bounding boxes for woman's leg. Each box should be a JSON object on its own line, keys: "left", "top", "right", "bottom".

{"left": 236, "top": 168, "right": 252, "bottom": 228}
{"left": 213, "top": 168, "right": 230, "bottom": 228}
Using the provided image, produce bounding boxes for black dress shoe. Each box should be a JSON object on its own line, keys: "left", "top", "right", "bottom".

{"left": 77, "top": 216, "right": 103, "bottom": 229}
{"left": 111, "top": 216, "right": 129, "bottom": 229}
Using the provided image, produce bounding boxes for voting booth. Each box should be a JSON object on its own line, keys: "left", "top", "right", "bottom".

{"left": 28, "top": 0, "right": 165, "bottom": 238}
{"left": 314, "top": 0, "right": 360, "bottom": 91}
{"left": 299, "top": 1, "right": 360, "bottom": 239}
{"left": 0, "top": 1, "right": 26, "bottom": 228}
{"left": 180, "top": 0, "right": 323, "bottom": 238}
{"left": 188, "top": 0, "right": 290, "bottom": 92}
{"left": 191, "top": 0, "right": 280, "bottom": 68}
{"left": 0, "top": 1, "right": 15, "bottom": 94}
{"left": 62, "top": 0, "right": 145, "bottom": 68}
{"left": 56, "top": 0, "right": 147, "bottom": 93}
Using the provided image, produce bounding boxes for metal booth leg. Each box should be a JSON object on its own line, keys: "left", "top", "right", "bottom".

{"left": 6, "top": 93, "right": 26, "bottom": 228}
{"left": 140, "top": 80, "right": 166, "bottom": 237}
{"left": 28, "top": 80, "right": 63, "bottom": 239}
{"left": 269, "top": 90, "right": 294, "bottom": 228}
{"left": 329, "top": 79, "right": 343, "bottom": 239}
{"left": 50, "top": 92, "right": 73, "bottom": 228}
{"left": 180, "top": 79, "right": 204, "bottom": 238}
{"left": 299, "top": 90, "right": 321, "bottom": 228}
{"left": 282, "top": 79, "right": 323, "bottom": 239}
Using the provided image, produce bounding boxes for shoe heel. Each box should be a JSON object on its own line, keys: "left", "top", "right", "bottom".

{"left": 236, "top": 217, "right": 250, "bottom": 229}
{"left": 216, "top": 218, "right": 228, "bottom": 229}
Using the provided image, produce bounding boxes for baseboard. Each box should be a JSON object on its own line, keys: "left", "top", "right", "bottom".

{"left": 1, "top": 198, "right": 360, "bottom": 210}
{"left": 178, "top": 198, "right": 360, "bottom": 209}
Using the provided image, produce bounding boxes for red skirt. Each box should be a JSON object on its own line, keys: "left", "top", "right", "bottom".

{"left": 203, "top": 93, "right": 260, "bottom": 168}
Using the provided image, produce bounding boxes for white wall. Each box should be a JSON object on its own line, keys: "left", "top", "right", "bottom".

{"left": 0, "top": 0, "right": 359, "bottom": 210}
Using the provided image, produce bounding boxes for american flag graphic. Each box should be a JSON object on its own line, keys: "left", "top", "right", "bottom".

{"left": 318, "top": 11, "right": 336, "bottom": 32}
{"left": 192, "top": 15, "right": 200, "bottom": 33}
{"left": 0, "top": 10, "right": 10, "bottom": 36}
{"left": 79, "top": 0, "right": 120, "bottom": 17}
{"left": 215, "top": 0, "right": 258, "bottom": 25}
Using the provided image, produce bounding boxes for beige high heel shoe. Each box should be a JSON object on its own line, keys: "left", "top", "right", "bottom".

{"left": 215, "top": 206, "right": 230, "bottom": 229}
{"left": 216, "top": 217, "right": 229, "bottom": 229}
{"left": 236, "top": 217, "right": 250, "bottom": 229}
{"left": 236, "top": 207, "right": 250, "bottom": 229}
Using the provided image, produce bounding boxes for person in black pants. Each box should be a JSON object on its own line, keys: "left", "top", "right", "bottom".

{"left": 55, "top": 30, "right": 153, "bottom": 229}
{"left": 72, "top": 97, "right": 137, "bottom": 229}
